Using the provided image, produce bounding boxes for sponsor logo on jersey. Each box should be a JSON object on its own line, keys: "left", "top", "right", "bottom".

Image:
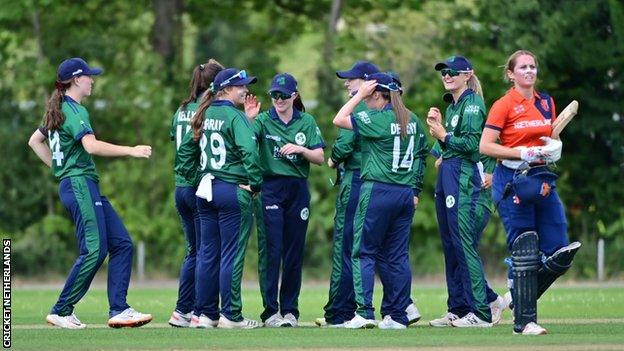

{"left": 445, "top": 195, "right": 455, "bottom": 208}
{"left": 295, "top": 132, "right": 306, "bottom": 145}
{"left": 465, "top": 105, "right": 480, "bottom": 114}
{"left": 513, "top": 119, "right": 551, "bottom": 129}
{"left": 357, "top": 111, "right": 371, "bottom": 124}
{"left": 266, "top": 135, "right": 281, "bottom": 142}
{"left": 273, "top": 146, "right": 297, "bottom": 160}
{"left": 265, "top": 205, "right": 279, "bottom": 210}
{"left": 450, "top": 114, "right": 459, "bottom": 128}
{"left": 513, "top": 104, "right": 526, "bottom": 115}
{"left": 300, "top": 207, "right": 309, "bottom": 220}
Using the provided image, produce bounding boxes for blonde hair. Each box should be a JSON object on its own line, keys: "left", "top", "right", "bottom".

{"left": 467, "top": 73, "right": 483, "bottom": 99}
{"left": 503, "top": 50, "right": 539, "bottom": 83}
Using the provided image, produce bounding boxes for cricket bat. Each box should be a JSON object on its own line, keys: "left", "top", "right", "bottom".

{"left": 551, "top": 100, "right": 579, "bottom": 139}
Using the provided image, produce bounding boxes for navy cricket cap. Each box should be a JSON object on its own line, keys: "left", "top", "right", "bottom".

{"left": 336, "top": 60, "right": 380, "bottom": 79}
{"left": 269, "top": 73, "right": 298, "bottom": 95}
{"left": 213, "top": 68, "right": 257, "bottom": 91}
{"left": 385, "top": 71, "right": 404, "bottom": 94}
{"left": 365, "top": 72, "right": 401, "bottom": 93}
{"left": 57, "top": 58, "right": 103, "bottom": 81}
{"left": 434, "top": 55, "right": 473, "bottom": 71}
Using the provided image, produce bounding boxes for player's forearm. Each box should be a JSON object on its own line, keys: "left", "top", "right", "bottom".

{"left": 29, "top": 139, "right": 52, "bottom": 167}
{"left": 302, "top": 147, "right": 324, "bottom": 165}
{"left": 479, "top": 140, "right": 521, "bottom": 160}
{"left": 84, "top": 138, "right": 133, "bottom": 157}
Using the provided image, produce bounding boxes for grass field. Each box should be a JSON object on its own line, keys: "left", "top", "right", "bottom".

{"left": 10, "top": 282, "right": 624, "bottom": 350}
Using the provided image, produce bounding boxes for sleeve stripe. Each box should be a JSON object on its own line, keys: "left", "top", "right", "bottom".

{"left": 309, "top": 143, "right": 325, "bottom": 150}
{"left": 484, "top": 124, "right": 502, "bottom": 131}
{"left": 350, "top": 115, "right": 359, "bottom": 136}
{"left": 74, "top": 129, "right": 94, "bottom": 141}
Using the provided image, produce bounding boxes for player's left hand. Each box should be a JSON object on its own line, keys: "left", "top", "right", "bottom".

{"left": 539, "top": 136, "right": 562, "bottom": 163}
{"left": 280, "top": 143, "right": 305, "bottom": 155}
{"left": 244, "top": 94, "right": 261, "bottom": 119}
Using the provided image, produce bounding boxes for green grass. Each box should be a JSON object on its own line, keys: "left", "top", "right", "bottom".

{"left": 11, "top": 284, "right": 624, "bottom": 350}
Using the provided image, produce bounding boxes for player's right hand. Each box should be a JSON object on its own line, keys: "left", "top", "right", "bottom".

{"left": 131, "top": 145, "right": 152, "bottom": 158}
{"left": 427, "top": 107, "right": 442, "bottom": 124}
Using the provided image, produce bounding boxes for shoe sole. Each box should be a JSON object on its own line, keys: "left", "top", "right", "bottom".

{"left": 108, "top": 317, "right": 153, "bottom": 328}
{"left": 169, "top": 322, "right": 190, "bottom": 328}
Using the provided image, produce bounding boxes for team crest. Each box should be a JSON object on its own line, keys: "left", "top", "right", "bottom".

{"left": 445, "top": 195, "right": 455, "bottom": 208}
{"left": 277, "top": 76, "right": 286, "bottom": 85}
{"left": 450, "top": 115, "right": 459, "bottom": 128}
{"left": 295, "top": 132, "right": 306, "bottom": 145}
{"left": 300, "top": 207, "right": 309, "bottom": 220}
{"left": 513, "top": 105, "right": 526, "bottom": 114}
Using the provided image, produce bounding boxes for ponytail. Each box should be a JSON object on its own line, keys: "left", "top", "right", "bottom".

{"left": 293, "top": 94, "right": 305, "bottom": 112}
{"left": 390, "top": 91, "right": 410, "bottom": 138}
{"left": 191, "top": 90, "right": 218, "bottom": 141}
{"left": 43, "top": 81, "right": 71, "bottom": 130}
{"left": 180, "top": 59, "right": 224, "bottom": 111}
{"left": 467, "top": 73, "right": 483, "bottom": 99}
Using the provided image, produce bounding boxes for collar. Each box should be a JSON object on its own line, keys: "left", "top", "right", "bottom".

{"left": 63, "top": 95, "right": 80, "bottom": 105}
{"left": 509, "top": 87, "right": 541, "bottom": 103}
{"left": 382, "top": 103, "right": 393, "bottom": 111}
{"left": 268, "top": 107, "right": 302, "bottom": 124}
{"left": 443, "top": 88, "right": 474, "bottom": 105}
{"left": 211, "top": 100, "right": 235, "bottom": 107}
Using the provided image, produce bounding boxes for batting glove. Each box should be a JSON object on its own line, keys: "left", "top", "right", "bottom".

{"left": 539, "top": 136, "right": 562, "bottom": 163}
{"left": 520, "top": 146, "right": 548, "bottom": 163}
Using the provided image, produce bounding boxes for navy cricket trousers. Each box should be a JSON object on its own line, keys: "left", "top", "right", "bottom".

{"left": 174, "top": 186, "right": 200, "bottom": 314}
{"left": 52, "top": 176, "right": 133, "bottom": 317}
{"left": 257, "top": 176, "right": 310, "bottom": 321}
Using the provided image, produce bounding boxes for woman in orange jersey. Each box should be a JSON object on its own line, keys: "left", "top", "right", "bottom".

{"left": 480, "top": 50, "right": 580, "bottom": 336}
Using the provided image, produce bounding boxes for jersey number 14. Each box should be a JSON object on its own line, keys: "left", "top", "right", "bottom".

{"left": 49, "top": 131, "right": 65, "bottom": 167}
{"left": 391, "top": 135, "right": 414, "bottom": 172}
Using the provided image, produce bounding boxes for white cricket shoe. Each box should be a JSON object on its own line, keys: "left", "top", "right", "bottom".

{"left": 378, "top": 315, "right": 407, "bottom": 330}
{"left": 429, "top": 312, "right": 459, "bottom": 327}
{"left": 406, "top": 303, "right": 421, "bottom": 325}
{"left": 279, "top": 313, "right": 298, "bottom": 327}
{"left": 189, "top": 314, "right": 218, "bottom": 328}
{"left": 169, "top": 310, "right": 192, "bottom": 328}
{"left": 490, "top": 296, "right": 506, "bottom": 325}
{"left": 107, "top": 308, "right": 152, "bottom": 328}
{"left": 263, "top": 313, "right": 284, "bottom": 327}
{"left": 514, "top": 322, "right": 548, "bottom": 335}
{"left": 217, "top": 315, "right": 260, "bottom": 329}
{"left": 46, "top": 313, "right": 86, "bottom": 329}
{"left": 451, "top": 312, "right": 493, "bottom": 328}
{"left": 344, "top": 314, "right": 377, "bottom": 329}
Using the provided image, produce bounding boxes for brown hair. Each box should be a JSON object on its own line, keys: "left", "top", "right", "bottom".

{"left": 43, "top": 80, "right": 72, "bottom": 130}
{"left": 503, "top": 50, "right": 539, "bottom": 83}
{"left": 293, "top": 94, "right": 305, "bottom": 112}
{"left": 180, "top": 59, "right": 224, "bottom": 111}
{"left": 382, "top": 90, "right": 410, "bottom": 138}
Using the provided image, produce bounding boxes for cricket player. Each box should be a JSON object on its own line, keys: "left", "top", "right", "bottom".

{"left": 189, "top": 67, "right": 262, "bottom": 329}
{"left": 168, "top": 59, "right": 224, "bottom": 328}
{"left": 333, "top": 73, "right": 428, "bottom": 329}
{"left": 28, "top": 57, "right": 153, "bottom": 329}
{"left": 250, "top": 73, "right": 325, "bottom": 327}
{"left": 426, "top": 55, "right": 505, "bottom": 328}
{"left": 480, "top": 50, "right": 581, "bottom": 335}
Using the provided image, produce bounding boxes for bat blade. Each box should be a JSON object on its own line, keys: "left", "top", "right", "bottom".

{"left": 551, "top": 100, "right": 579, "bottom": 139}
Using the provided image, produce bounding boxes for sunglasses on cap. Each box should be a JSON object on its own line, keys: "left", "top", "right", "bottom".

{"left": 269, "top": 91, "right": 294, "bottom": 100}
{"left": 440, "top": 68, "right": 471, "bottom": 77}
{"left": 219, "top": 70, "right": 248, "bottom": 87}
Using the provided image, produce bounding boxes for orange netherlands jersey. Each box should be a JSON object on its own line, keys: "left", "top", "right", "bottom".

{"left": 485, "top": 88, "right": 557, "bottom": 148}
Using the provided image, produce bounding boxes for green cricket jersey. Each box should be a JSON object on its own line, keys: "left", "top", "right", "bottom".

{"left": 438, "top": 89, "right": 487, "bottom": 163}
{"left": 329, "top": 101, "right": 367, "bottom": 170}
{"left": 170, "top": 100, "right": 200, "bottom": 187}
{"left": 351, "top": 106, "right": 428, "bottom": 192}
{"left": 40, "top": 96, "right": 98, "bottom": 182}
{"left": 253, "top": 107, "right": 325, "bottom": 178}
{"left": 197, "top": 100, "right": 262, "bottom": 189}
